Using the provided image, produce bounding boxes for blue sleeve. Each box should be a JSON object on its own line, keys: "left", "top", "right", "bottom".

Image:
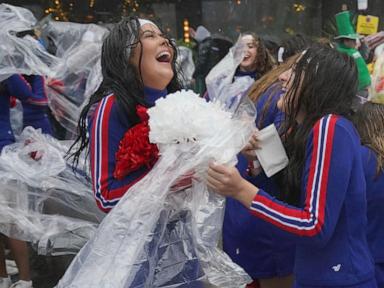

{"left": 255, "top": 84, "right": 284, "bottom": 130}
{"left": 5, "top": 75, "right": 48, "bottom": 106}
{"left": 89, "top": 95, "right": 151, "bottom": 212}
{"left": 5, "top": 75, "right": 34, "bottom": 102}
{"left": 29, "top": 75, "right": 48, "bottom": 106}
{"left": 249, "top": 115, "right": 353, "bottom": 247}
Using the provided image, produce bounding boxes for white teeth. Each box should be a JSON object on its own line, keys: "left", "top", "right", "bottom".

{"left": 157, "top": 51, "right": 171, "bottom": 59}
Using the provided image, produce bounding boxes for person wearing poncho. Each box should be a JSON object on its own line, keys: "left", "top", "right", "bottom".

{"left": 207, "top": 47, "right": 377, "bottom": 288}
{"left": 68, "top": 17, "right": 204, "bottom": 287}
{"left": 354, "top": 56, "right": 384, "bottom": 287}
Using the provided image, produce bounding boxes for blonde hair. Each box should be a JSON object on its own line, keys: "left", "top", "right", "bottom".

{"left": 355, "top": 102, "right": 384, "bottom": 174}
{"left": 247, "top": 54, "right": 299, "bottom": 128}
{"left": 248, "top": 54, "right": 299, "bottom": 103}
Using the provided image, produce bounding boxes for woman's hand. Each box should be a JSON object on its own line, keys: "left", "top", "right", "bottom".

{"left": 241, "top": 133, "right": 261, "bottom": 161}
{"left": 207, "top": 162, "right": 259, "bottom": 208}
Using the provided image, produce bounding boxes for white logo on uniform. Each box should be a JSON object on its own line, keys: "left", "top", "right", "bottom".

{"left": 332, "top": 264, "right": 341, "bottom": 272}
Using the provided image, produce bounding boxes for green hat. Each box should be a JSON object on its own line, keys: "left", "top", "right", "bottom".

{"left": 334, "top": 11, "right": 359, "bottom": 40}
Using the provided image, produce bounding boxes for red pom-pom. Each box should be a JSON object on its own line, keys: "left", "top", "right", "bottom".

{"left": 9, "top": 96, "right": 17, "bottom": 108}
{"left": 113, "top": 106, "right": 159, "bottom": 180}
{"left": 136, "top": 105, "right": 149, "bottom": 121}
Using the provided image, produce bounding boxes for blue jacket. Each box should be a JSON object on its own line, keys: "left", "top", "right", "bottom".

{"left": 361, "top": 146, "right": 384, "bottom": 264}
{"left": 88, "top": 87, "right": 167, "bottom": 212}
{"left": 0, "top": 75, "right": 49, "bottom": 150}
{"left": 21, "top": 75, "right": 52, "bottom": 135}
{"left": 224, "top": 83, "right": 295, "bottom": 279}
{"left": 250, "top": 115, "right": 375, "bottom": 286}
{"left": 88, "top": 87, "right": 204, "bottom": 286}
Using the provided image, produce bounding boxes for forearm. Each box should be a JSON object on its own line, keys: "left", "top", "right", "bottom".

{"left": 233, "top": 179, "right": 259, "bottom": 208}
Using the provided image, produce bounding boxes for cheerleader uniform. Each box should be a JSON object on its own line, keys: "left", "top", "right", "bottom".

{"left": 249, "top": 115, "right": 376, "bottom": 287}
{"left": 88, "top": 87, "right": 203, "bottom": 287}
{"left": 6, "top": 75, "right": 53, "bottom": 135}
{"left": 1, "top": 75, "right": 51, "bottom": 151}
{"left": 224, "top": 83, "right": 295, "bottom": 280}
{"left": 361, "top": 146, "right": 384, "bottom": 287}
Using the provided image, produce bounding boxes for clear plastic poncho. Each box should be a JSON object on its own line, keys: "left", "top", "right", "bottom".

{"left": 42, "top": 21, "right": 108, "bottom": 135}
{"left": 0, "top": 4, "right": 59, "bottom": 81}
{"left": 176, "top": 46, "right": 195, "bottom": 88}
{"left": 0, "top": 127, "right": 105, "bottom": 256}
{"left": 56, "top": 31, "right": 256, "bottom": 288}
{"left": 57, "top": 90, "right": 255, "bottom": 288}
{"left": 205, "top": 35, "right": 255, "bottom": 110}
{"left": 0, "top": 4, "right": 108, "bottom": 136}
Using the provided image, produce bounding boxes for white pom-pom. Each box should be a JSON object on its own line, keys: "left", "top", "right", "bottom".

{"left": 148, "top": 90, "right": 232, "bottom": 145}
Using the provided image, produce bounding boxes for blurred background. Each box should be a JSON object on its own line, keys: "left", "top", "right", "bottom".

{"left": 2, "top": 0, "right": 384, "bottom": 42}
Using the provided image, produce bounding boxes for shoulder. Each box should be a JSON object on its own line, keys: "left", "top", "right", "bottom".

{"left": 89, "top": 94, "right": 118, "bottom": 128}
{"left": 361, "top": 145, "right": 378, "bottom": 167}
{"left": 314, "top": 114, "right": 356, "bottom": 133}
{"left": 310, "top": 115, "right": 359, "bottom": 146}
{"left": 93, "top": 94, "right": 117, "bottom": 119}
{"left": 91, "top": 93, "right": 133, "bottom": 133}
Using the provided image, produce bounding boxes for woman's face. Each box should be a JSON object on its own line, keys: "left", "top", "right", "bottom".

{"left": 239, "top": 35, "right": 258, "bottom": 72}
{"left": 277, "top": 67, "right": 294, "bottom": 113}
{"left": 131, "top": 23, "right": 174, "bottom": 90}
{"left": 277, "top": 59, "right": 307, "bottom": 123}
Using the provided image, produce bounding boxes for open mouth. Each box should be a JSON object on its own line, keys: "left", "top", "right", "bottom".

{"left": 156, "top": 51, "right": 172, "bottom": 63}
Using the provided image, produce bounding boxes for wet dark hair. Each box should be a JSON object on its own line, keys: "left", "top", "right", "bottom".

{"left": 69, "top": 16, "right": 181, "bottom": 168}
{"left": 280, "top": 33, "right": 313, "bottom": 62}
{"left": 281, "top": 46, "right": 357, "bottom": 205}
{"left": 242, "top": 32, "right": 274, "bottom": 75}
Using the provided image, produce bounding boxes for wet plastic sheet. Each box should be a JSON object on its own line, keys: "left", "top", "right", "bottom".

{"left": 42, "top": 21, "right": 108, "bottom": 134}
{"left": 57, "top": 90, "right": 255, "bottom": 288}
{"left": 0, "top": 127, "right": 105, "bottom": 255}
{"left": 205, "top": 35, "right": 254, "bottom": 112}
{"left": 176, "top": 46, "right": 195, "bottom": 88}
{"left": 0, "top": 4, "right": 107, "bottom": 136}
{"left": 0, "top": 4, "right": 59, "bottom": 82}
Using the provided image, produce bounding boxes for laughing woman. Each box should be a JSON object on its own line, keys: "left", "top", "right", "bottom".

{"left": 71, "top": 17, "right": 180, "bottom": 212}
{"left": 69, "top": 17, "right": 203, "bottom": 286}
{"left": 207, "top": 47, "right": 377, "bottom": 287}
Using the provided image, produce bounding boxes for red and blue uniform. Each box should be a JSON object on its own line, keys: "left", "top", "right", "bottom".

{"left": 6, "top": 74, "right": 52, "bottom": 135}
{"left": 224, "top": 83, "right": 295, "bottom": 280}
{"left": 361, "top": 146, "right": 384, "bottom": 287}
{"left": 89, "top": 87, "right": 167, "bottom": 212}
{"left": 0, "top": 75, "right": 50, "bottom": 151}
{"left": 88, "top": 87, "right": 204, "bottom": 287}
{"left": 250, "top": 115, "right": 376, "bottom": 287}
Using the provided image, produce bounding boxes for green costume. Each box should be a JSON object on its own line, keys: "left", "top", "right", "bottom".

{"left": 335, "top": 11, "right": 371, "bottom": 90}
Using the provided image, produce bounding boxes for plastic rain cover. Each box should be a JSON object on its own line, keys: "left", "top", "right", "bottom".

{"left": 56, "top": 31, "right": 256, "bottom": 288}
{"left": 57, "top": 42, "right": 256, "bottom": 288}
{"left": 56, "top": 89, "right": 254, "bottom": 288}
{"left": 176, "top": 46, "right": 195, "bottom": 88}
{"left": 0, "top": 4, "right": 59, "bottom": 82}
{"left": 0, "top": 4, "right": 107, "bottom": 136}
{"left": 205, "top": 35, "right": 254, "bottom": 112}
{"left": 0, "top": 127, "right": 105, "bottom": 256}
{"left": 42, "top": 21, "right": 108, "bottom": 134}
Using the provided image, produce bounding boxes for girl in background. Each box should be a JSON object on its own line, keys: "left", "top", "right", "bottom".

{"left": 208, "top": 47, "right": 377, "bottom": 287}
{"left": 223, "top": 56, "right": 298, "bottom": 288}
{"left": 355, "top": 102, "right": 384, "bottom": 288}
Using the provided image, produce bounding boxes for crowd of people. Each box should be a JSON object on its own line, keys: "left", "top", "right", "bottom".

{"left": 1, "top": 3, "right": 384, "bottom": 288}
